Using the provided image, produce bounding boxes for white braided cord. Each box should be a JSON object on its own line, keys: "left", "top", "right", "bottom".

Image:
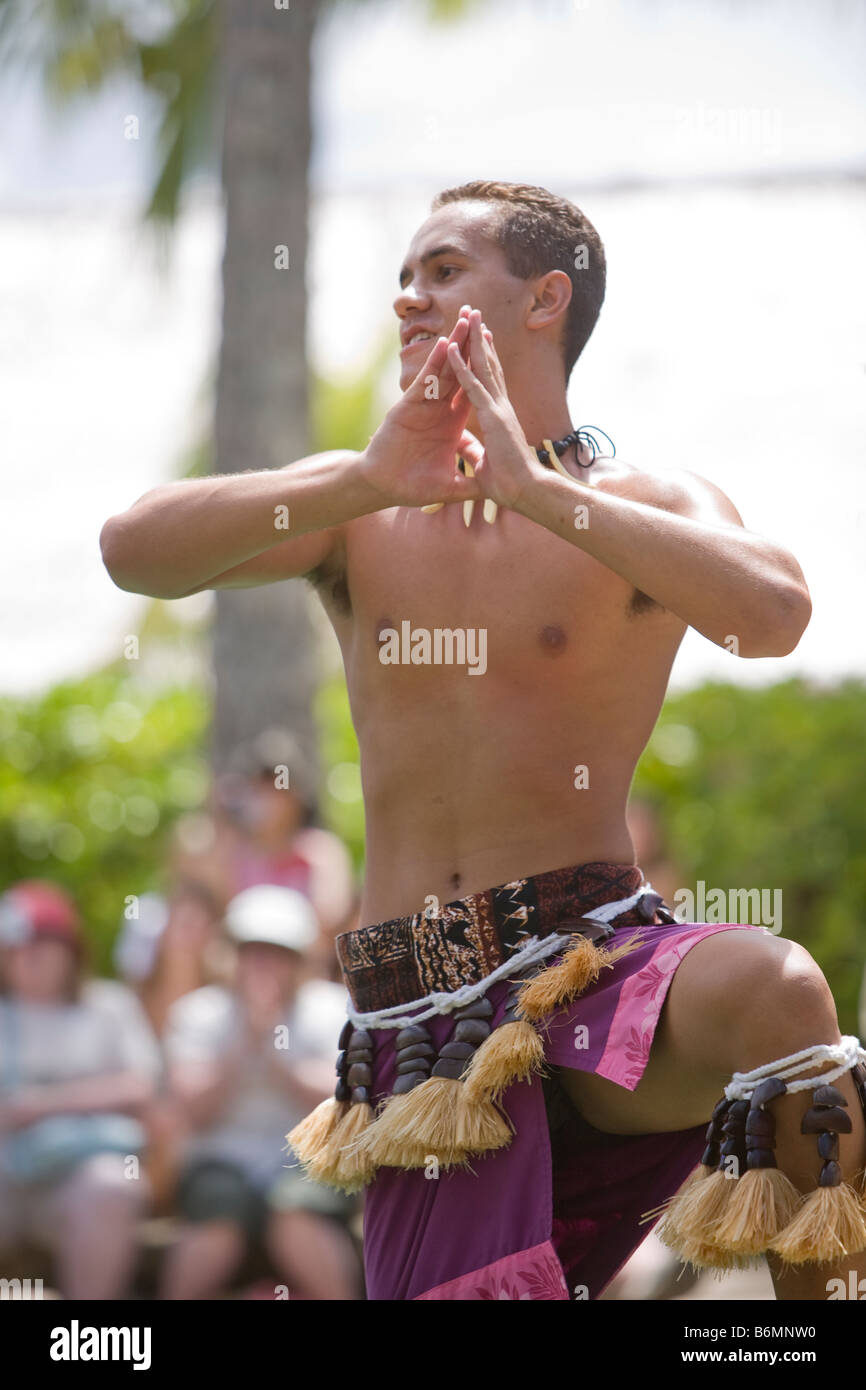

{"left": 344, "top": 883, "right": 656, "bottom": 1031}
{"left": 724, "top": 1035, "right": 866, "bottom": 1101}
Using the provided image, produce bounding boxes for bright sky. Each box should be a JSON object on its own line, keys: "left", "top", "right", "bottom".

{"left": 1, "top": 0, "right": 865, "bottom": 695}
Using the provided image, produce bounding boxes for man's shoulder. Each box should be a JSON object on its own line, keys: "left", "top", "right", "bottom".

{"left": 589, "top": 457, "right": 745, "bottom": 526}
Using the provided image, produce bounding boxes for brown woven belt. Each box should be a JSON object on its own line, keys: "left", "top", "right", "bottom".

{"left": 337, "top": 860, "right": 672, "bottom": 1015}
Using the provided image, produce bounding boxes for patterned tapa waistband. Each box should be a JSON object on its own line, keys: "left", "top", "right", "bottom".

{"left": 337, "top": 860, "right": 670, "bottom": 1015}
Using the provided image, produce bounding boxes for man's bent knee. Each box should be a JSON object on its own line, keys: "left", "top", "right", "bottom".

{"left": 664, "top": 929, "right": 841, "bottom": 1083}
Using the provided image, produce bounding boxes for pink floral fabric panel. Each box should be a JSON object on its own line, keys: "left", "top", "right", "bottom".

{"left": 415, "top": 1239, "right": 569, "bottom": 1301}
{"left": 596, "top": 923, "right": 768, "bottom": 1090}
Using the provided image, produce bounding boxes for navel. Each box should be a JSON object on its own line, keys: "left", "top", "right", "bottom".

{"left": 538, "top": 624, "right": 568, "bottom": 655}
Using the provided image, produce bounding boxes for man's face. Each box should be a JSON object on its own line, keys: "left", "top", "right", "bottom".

{"left": 394, "top": 202, "right": 530, "bottom": 393}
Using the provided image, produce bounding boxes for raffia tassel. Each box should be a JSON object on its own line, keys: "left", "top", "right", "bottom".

{"left": 640, "top": 1165, "right": 710, "bottom": 1236}
{"left": 356, "top": 1077, "right": 468, "bottom": 1170}
{"left": 323, "top": 1101, "right": 378, "bottom": 1193}
{"left": 455, "top": 1088, "right": 514, "bottom": 1154}
{"left": 461, "top": 1021, "right": 546, "bottom": 1104}
{"left": 517, "top": 932, "right": 644, "bottom": 1023}
{"left": 668, "top": 1233, "right": 761, "bottom": 1273}
{"left": 656, "top": 1169, "right": 736, "bottom": 1254}
{"left": 770, "top": 1183, "right": 866, "bottom": 1264}
{"left": 286, "top": 1097, "right": 347, "bottom": 1172}
{"left": 712, "top": 1168, "right": 802, "bottom": 1255}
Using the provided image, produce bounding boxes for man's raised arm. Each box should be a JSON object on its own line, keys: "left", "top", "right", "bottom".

{"left": 99, "top": 450, "right": 380, "bottom": 599}
{"left": 101, "top": 321, "right": 485, "bottom": 600}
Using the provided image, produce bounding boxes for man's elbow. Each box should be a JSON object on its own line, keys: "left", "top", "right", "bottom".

{"left": 99, "top": 513, "right": 185, "bottom": 599}
{"left": 735, "top": 583, "right": 812, "bottom": 658}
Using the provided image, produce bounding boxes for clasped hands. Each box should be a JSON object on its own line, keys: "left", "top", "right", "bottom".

{"left": 361, "top": 306, "right": 549, "bottom": 514}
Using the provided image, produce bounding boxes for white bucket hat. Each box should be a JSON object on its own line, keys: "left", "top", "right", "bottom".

{"left": 224, "top": 885, "right": 317, "bottom": 953}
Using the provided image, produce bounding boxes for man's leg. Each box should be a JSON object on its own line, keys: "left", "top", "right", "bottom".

{"left": 560, "top": 929, "right": 866, "bottom": 1299}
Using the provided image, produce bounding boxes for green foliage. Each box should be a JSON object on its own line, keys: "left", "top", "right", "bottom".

{"left": 0, "top": 672, "right": 209, "bottom": 974}
{"left": 633, "top": 678, "right": 866, "bottom": 1033}
{"left": 311, "top": 330, "right": 397, "bottom": 454}
{"left": 314, "top": 672, "right": 364, "bottom": 871}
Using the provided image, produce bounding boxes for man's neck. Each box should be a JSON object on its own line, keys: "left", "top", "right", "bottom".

{"left": 467, "top": 369, "right": 576, "bottom": 465}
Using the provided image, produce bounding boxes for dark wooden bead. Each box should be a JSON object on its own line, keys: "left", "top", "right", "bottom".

{"left": 347, "top": 1062, "right": 372, "bottom": 1088}
{"left": 346, "top": 1047, "right": 373, "bottom": 1065}
{"left": 394, "top": 1042, "right": 435, "bottom": 1063}
{"left": 818, "top": 1131, "right": 840, "bottom": 1161}
{"left": 818, "top": 1160, "right": 843, "bottom": 1187}
{"left": 349, "top": 1028, "right": 373, "bottom": 1050}
{"left": 338, "top": 1020, "right": 353, "bottom": 1050}
{"left": 746, "top": 1149, "right": 778, "bottom": 1169}
{"left": 501, "top": 1007, "right": 522, "bottom": 1025}
{"left": 750, "top": 1077, "right": 787, "bottom": 1107}
{"left": 801, "top": 1106, "right": 852, "bottom": 1135}
{"left": 745, "top": 1109, "right": 775, "bottom": 1138}
{"left": 334, "top": 1077, "right": 350, "bottom": 1102}
{"left": 746, "top": 1133, "right": 776, "bottom": 1150}
{"left": 705, "top": 1119, "right": 720, "bottom": 1143}
{"left": 720, "top": 1139, "right": 742, "bottom": 1157}
{"left": 439, "top": 1041, "right": 476, "bottom": 1061}
{"left": 722, "top": 1118, "right": 746, "bottom": 1137}
{"left": 701, "top": 1143, "right": 721, "bottom": 1168}
{"left": 392, "top": 1071, "right": 427, "bottom": 1094}
{"left": 812, "top": 1084, "right": 847, "bottom": 1108}
{"left": 711, "top": 1097, "right": 731, "bottom": 1120}
{"left": 431, "top": 1057, "right": 466, "bottom": 1080}
{"left": 454, "top": 1019, "right": 491, "bottom": 1045}
{"left": 335, "top": 1050, "right": 347, "bottom": 1075}
{"left": 396, "top": 1056, "right": 431, "bottom": 1076}
{"left": 728, "top": 1100, "right": 750, "bottom": 1122}
{"left": 350, "top": 1085, "right": 370, "bottom": 1104}
{"left": 395, "top": 1025, "right": 431, "bottom": 1047}
{"left": 453, "top": 998, "right": 494, "bottom": 1020}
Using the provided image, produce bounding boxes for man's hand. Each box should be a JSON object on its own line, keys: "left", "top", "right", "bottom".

{"left": 446, "top": 308, "right": 550, "bottom": 511}
{"left": 360, "top": 314, "right": 484, "bottom": 509}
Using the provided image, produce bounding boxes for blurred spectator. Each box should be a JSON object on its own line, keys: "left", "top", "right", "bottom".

{"left": 114, "top": 882, "right": 228, "bottom": 1037}
{"left": 159, "top": 884, "right": 359, "bottom": 1300}
{"left": 172, "top": 728, "right": 356, "bottom": 981}
{"left": 0, "top": 881, "right": 160, "bottom": 1299}
{"left": 114, "top": 883, "right": 231, "bottom": 1216}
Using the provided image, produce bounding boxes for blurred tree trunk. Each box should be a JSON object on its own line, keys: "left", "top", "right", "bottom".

{"left": 211, "top": 0, "right": 322, "bottom": 786}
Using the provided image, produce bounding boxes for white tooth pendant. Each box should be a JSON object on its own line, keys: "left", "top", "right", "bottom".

{"left": 483, "top": 499, "right": 498, "bottom": 524}
{"left": 461, "top": 455, "right": 475, "bottom": 527}
{"left": 542, "top": 439, "right": 572, "bottom": 478}
{"left": 421, "top": 503, "right": 445, "bottom": 514}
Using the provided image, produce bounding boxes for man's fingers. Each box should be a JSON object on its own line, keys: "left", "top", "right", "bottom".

{"left": 457, "top": 429, "right": 485, "bottom": 469}
{"left": 467, "top": 310, "right": 498, "bottom": 393}
{"left": 405, "top": 335, "right": 449, "bottom": 398}
{"left": 447, "top": 340, "right": 492, "bottom": 411}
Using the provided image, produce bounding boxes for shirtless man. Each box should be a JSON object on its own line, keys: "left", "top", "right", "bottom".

{"left": 100, "top": 180, "right": 866, "bottom": 1301}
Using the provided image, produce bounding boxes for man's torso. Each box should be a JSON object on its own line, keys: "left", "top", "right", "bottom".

{"left": 312, "top": 457, "right": 690, "bottom": 925}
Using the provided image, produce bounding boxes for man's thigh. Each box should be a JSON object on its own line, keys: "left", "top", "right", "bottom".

{"left": 559, "top": 929, "right": 825, "bottom": 1136}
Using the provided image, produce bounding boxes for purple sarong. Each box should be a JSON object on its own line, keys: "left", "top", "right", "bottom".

{"left": 338, "top": 862, "right": 767, "bottom": 1300}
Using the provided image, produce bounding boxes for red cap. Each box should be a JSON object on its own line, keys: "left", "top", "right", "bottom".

{"left": 0, "top": 881, "right": 82, "bottom": 952}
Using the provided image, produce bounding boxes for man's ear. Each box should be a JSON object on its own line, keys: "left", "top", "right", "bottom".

{"left": 526, "top": 269, "right": 572, "bottom": 334}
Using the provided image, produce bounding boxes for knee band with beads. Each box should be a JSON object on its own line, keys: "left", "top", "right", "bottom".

{"left": 648, "top": 1036, "right": 866, "bottom": 1269}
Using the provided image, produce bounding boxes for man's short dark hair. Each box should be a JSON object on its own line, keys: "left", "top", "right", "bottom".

{"left": 431, "top": 179, "right": 606, "bottom": 380}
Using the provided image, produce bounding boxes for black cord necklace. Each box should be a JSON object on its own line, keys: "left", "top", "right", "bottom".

{"left": 534, "top": 425, "right": 616, "bottom": 469}
{"left": 424, "top": 425, "right": 616, "bottom": 525}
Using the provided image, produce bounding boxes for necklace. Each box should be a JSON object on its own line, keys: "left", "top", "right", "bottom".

{"left": 421, "top": 425, "right": 615, "bottom": 526}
